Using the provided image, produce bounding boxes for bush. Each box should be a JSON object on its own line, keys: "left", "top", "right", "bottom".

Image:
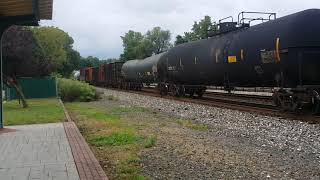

{"left": 58, "top": 78, "right": 101, "bottom": 102}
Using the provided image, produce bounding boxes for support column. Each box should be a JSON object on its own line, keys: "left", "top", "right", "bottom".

{"left": 0, "top": 32, "right": 3, "bottom": 129}
{"left": 0, "top": 25, "right": 6, "bottom": 129}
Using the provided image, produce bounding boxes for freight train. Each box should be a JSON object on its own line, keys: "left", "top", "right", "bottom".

{"left": 80, "top": 9, "right": 320, "bottom": 113}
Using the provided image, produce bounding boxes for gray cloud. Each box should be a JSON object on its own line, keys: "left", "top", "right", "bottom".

{"left": 41, "top": 0, "right": 320, "bottom": 59}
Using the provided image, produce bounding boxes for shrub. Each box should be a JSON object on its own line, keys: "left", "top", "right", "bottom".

{"left": 58, "top": 78, "right": 101, "bottom": 102}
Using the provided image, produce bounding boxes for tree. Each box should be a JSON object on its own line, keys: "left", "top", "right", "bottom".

{"left": 120, "top": 27, "right": 172, "bottom": 61}
{"left": 145, "top": 27, "right": 171, "bottom": 54}
{"left": 58, "top": 49, "right": 81, "bottom": 77}
{"left": 79, "top": 56, "right": 101, "bottom": 68}
{"left": 191, "top": 16, "right": 216, "bottom": 40}
{"left": 120, "top": 30, "right": 144, "bottom": 60}
{"left": 174, "top": 35, "right": 187, "bottom": 46}
{"left": 2, "top": 26, "right": 39, "bottom": 107}
{"left": 31, "top": 27, "right": 74, "bottom": 71}
{"left": 135, "top": 39, "right": 153, "bottom": 59}
{"left": 174, "top": 16, "right": 217, "bottom": 45}
{"left": 2, "top": 26, "right": 82, "bottom": 107}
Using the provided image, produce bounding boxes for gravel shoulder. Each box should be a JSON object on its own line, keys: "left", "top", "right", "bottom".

{"left": 96, "top": 88, "right": 320, "bottom": 179}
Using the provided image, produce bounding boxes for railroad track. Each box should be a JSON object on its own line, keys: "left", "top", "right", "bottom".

{"left": 204, "top": 91, "right": 274, "bottom": 108}
{"left": 101, "top": 87, "right": 320, "bottom": 124}
{"left": 142, "top": 87, "right": 276, "bottom": 110}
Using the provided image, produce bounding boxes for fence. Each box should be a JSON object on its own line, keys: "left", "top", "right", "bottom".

{"left": 4, "top": 76, "right": 57, "bottom": 100}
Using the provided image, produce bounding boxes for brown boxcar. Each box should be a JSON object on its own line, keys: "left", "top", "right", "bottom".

{"left": 105, "top": 62, "right": 124, "bottom": 87}
{"left": 85, "top": 67, "right": 93, "bottom": 83}
{"left": 98, "top": 64, "right": 106, "bottom": 85}
{"left": 112, "top": 62, "right": 124, "bottom": 87}
{"left": 105, "top": 63, "right": 112, "bottom": 86}
{"left": 92, "top": 67, "right": 99, "bottom": 85}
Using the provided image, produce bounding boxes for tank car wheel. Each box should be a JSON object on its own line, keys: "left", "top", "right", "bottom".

{"left": 284, "top": 96, "right": 301, "bottom": 112}
{"left": 189, "top": 91, "right": 194, "bottom": 98}
{"left": 197, "top": 92, "right": 204, "bottom": 98}
{"left": 173, "top": 85, "right": 181, "bottom": 97}
{"left": 273, "top": 91, "right": 301, "bottom": 112}
{"left": 311, "top": 90, "right": 320, "bottom": 115}
{"left": 172, "top": 85, "right": 185, "bottom": 97}
{"left": 159, "top": 83, "right": 168, "bottom": 96}
{"left": 185, "top": 88, "right": 195, "bottom": 98}
{"left": 272, "top": 91, "right": 281, "bottom": 106}
{"left": 179, "top": 85, "right": 186, "bottom": 97}
{"left": 160, "top": 90, "right": 167, "bottom": 96}
{"left": 196, "top": 89, "right": 205, "bottom": 98}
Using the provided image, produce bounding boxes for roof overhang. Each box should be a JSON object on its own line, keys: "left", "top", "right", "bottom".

{"left": 0, "top": 0, "right": 53, "bottom": 26}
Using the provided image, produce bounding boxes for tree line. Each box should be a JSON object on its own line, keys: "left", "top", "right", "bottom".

{"left": 120, "top": 16, "right": 217, "bottom": 61}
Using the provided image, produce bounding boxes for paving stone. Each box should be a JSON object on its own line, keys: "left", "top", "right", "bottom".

{"left": 0, "top": 123, "right": 80, "bottom": 180}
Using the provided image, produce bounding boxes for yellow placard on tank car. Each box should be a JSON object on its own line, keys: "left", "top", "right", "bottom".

{"left": 228, "top": 56, "right": 237, "bottom": 63}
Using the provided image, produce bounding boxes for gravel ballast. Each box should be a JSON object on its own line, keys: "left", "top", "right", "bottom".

{"left": 99, "top": 88, "right": 320, "bottom": 179}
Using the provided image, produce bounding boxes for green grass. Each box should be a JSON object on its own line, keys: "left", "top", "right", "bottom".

{"left": 110, "top": 106, "right": 148, "bottom": 114}
{"left": 66, "top": 102, "right": 152, "bottom": 179}
{"left": 66, "top": 103, "right": 120, "bottom": 123}
{"left": 176, "top": 119, "right": 209, "bottom": 130}
{"left": 4, "top": 98, "right": 65, "bottom": 126}
{"left": 89, "top": 132, "right": 141, "bottom": 146}
{"left": 127, "top": 155, "right": 142, "bottom": 164}
{"left": 144, "top": 136, "right": 157, "bottom": 148}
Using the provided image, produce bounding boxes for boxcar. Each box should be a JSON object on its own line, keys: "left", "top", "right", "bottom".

{"left": 85, "top": 67, "right": 93, "bottom": 83}
{"left": 105, "top": 62, "right": 124, "bottom": 88}
{"left": 98, "top": 64, "right": 106, "bottom": 85}
{"left": 92, "top": 67, "right": 99, "bottom": 85}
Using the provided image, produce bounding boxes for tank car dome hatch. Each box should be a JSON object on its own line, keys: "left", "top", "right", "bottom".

{"left": 218, "top": 22, "right": 238, "bottom": 33}
{"left": 209, "top": 11, "right": 276, "bottom": 37}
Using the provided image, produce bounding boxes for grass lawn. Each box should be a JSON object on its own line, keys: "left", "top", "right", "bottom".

{"left": 4, "top": 98, "right": 66, "bottom": 126}
{"left": 66, "top": 102, "right": 153, "bottom": 180}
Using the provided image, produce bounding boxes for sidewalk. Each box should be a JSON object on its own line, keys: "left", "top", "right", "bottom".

{"left": 0, "top": 123, "right": 79, "bottom": 180}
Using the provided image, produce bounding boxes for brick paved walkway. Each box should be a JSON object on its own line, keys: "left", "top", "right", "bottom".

{"left": 64, "top": 122, "right": 108, "bottom": 180}
{"left": 0, "top": 123, "right": 80, "bottom": 180}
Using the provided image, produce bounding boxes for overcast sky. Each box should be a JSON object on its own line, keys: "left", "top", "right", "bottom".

{"left": 41, "top": 0, "right": 320, "bottom": 60}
